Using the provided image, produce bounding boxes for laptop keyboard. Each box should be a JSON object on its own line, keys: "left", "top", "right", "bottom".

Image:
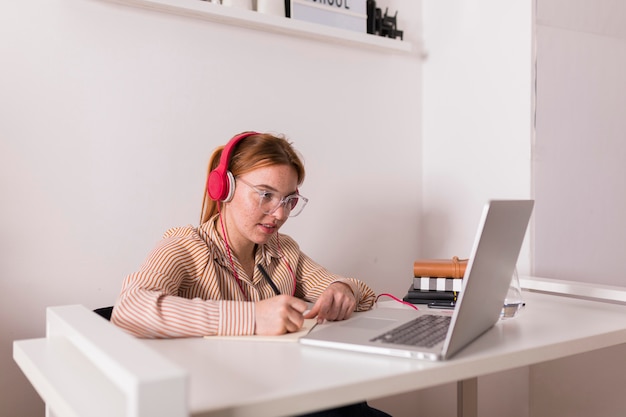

{"left": 370, "top": 315, "right": 451, "bottom": 348}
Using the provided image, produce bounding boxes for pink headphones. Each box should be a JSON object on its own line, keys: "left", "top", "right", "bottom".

{"left": 207, "top": 131, "right": 298, "bottom": 299}
{"left": 206, "top": 131, "right": 259, "bottom": 202}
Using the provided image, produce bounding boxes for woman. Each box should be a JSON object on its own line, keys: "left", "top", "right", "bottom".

{"left": 111, "top": 131, "right": 390, "bottom": 416}
{"left": 111, "top": 131, "right": 377, "bottom": 338}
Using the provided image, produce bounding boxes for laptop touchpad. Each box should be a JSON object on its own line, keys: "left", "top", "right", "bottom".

{"left": 341, "top": 317, "right": 396, "bottom": 330}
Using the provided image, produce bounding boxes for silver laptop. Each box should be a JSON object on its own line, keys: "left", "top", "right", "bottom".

{"left": 300, "top": 200, "right": 534, "bottom": 361}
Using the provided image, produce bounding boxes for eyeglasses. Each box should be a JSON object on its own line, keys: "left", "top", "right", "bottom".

{"left": 237, "top": 177, "right": 308, "bottom": 217}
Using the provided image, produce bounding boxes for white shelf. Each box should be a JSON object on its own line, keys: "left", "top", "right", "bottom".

{"left": 102, "top": 0, "right": 414, "bottom": 54}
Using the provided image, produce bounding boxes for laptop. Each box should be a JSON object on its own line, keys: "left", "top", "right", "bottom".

{"left": 300, "top": 200, "right": 534, "bottom": 361}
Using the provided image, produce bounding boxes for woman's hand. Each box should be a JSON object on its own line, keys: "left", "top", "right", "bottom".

{"left": 304, "top": 282, "right": 356, "bottom": 323}
{"left": 255, "top": 295, "right": 308, "bottom": 335}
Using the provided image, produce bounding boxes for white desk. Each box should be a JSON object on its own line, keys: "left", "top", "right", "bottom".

{"left": 14, "top": 281, "right": 626, "bottom": 417}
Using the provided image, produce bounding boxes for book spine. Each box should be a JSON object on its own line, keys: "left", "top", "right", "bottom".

{"left": 413, "top": 277, "right": 463, "bottom": 292}
{"left": 413, "top": 257, "right": 467, "bottom": 278}
{"left": 403, "top": 291, "right": 457, "bottom": 303}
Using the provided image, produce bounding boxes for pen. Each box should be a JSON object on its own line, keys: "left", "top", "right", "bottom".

{"left": 257, "top": 264, "right": 281, "bottom": 296}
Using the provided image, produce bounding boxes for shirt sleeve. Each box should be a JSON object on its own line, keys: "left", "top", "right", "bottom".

{"left": 111, "top": 229, "right": 255, "bottom": 338}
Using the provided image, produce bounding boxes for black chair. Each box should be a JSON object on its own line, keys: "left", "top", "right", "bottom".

{"left": 93, "top": 306, "right": 114, "bottom": 321}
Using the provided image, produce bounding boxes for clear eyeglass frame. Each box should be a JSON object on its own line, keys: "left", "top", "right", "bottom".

{"left": 237, "top": 177, "right": 308, "bottom": 217}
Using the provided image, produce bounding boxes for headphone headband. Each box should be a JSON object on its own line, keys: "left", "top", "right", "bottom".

{"left": 207, "top": 131, "right": 260, "bottom": 202}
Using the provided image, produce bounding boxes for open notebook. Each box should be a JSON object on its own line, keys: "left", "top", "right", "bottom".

{"left": 204, "top": 318, "right": 317, "bottom": 342}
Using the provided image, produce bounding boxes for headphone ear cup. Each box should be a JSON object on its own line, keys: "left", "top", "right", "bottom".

{"left": 207, "top": 131, "right": 259, "bottom": 202}
{"left": 207, "top": 169, "right": 236, "bottom": 202}
{"left": 207, "top": 169, "right": 226, "bottom": 201}
{"left": 223, "top": 171, "right": 236, "bottom": 202}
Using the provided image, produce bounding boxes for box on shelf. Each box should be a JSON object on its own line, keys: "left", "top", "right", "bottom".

{"left": 289, "top": 0, "right": 366, "bottom": 33}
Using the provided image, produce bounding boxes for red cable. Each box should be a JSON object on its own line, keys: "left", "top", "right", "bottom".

{"left": 376, "top": 293, "right": 419, "bottom": 310}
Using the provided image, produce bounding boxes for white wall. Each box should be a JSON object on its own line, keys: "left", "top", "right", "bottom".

{"left": 0, "top": 1, "right": 421, "bottom": 415}
{"left": 421, "top": 1, "right": 533, "bottom": 272}
{"left": 421, "top": 1, "right": 532, "bottom": 416}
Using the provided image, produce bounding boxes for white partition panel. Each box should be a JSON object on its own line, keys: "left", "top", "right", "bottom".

{"left": 533, "top": 0, "right": 626, "bottom": 286}
{"left": 14, "top": 305, "right": 187, "bottom": 417}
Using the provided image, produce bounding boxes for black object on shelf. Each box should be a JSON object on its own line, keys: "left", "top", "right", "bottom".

{"left": 366, "top": 0, "right": 403, "bottom": 40}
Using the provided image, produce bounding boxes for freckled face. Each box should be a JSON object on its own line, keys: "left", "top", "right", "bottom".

{"left": 222, "top": 164, "right": 299, "bottom": 253}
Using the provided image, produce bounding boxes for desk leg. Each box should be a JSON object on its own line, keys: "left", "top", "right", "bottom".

{"left": 457, "top": 377, "right": 478, "bottom": 417}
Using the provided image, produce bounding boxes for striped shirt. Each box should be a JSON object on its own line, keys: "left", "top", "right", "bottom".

{"left": 111, "top": 215, "right": 376, "bottom": 338}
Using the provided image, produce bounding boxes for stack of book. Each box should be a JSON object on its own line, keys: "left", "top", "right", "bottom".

{"left": 403, "top": 257, "right": 467, "bottom": 305}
